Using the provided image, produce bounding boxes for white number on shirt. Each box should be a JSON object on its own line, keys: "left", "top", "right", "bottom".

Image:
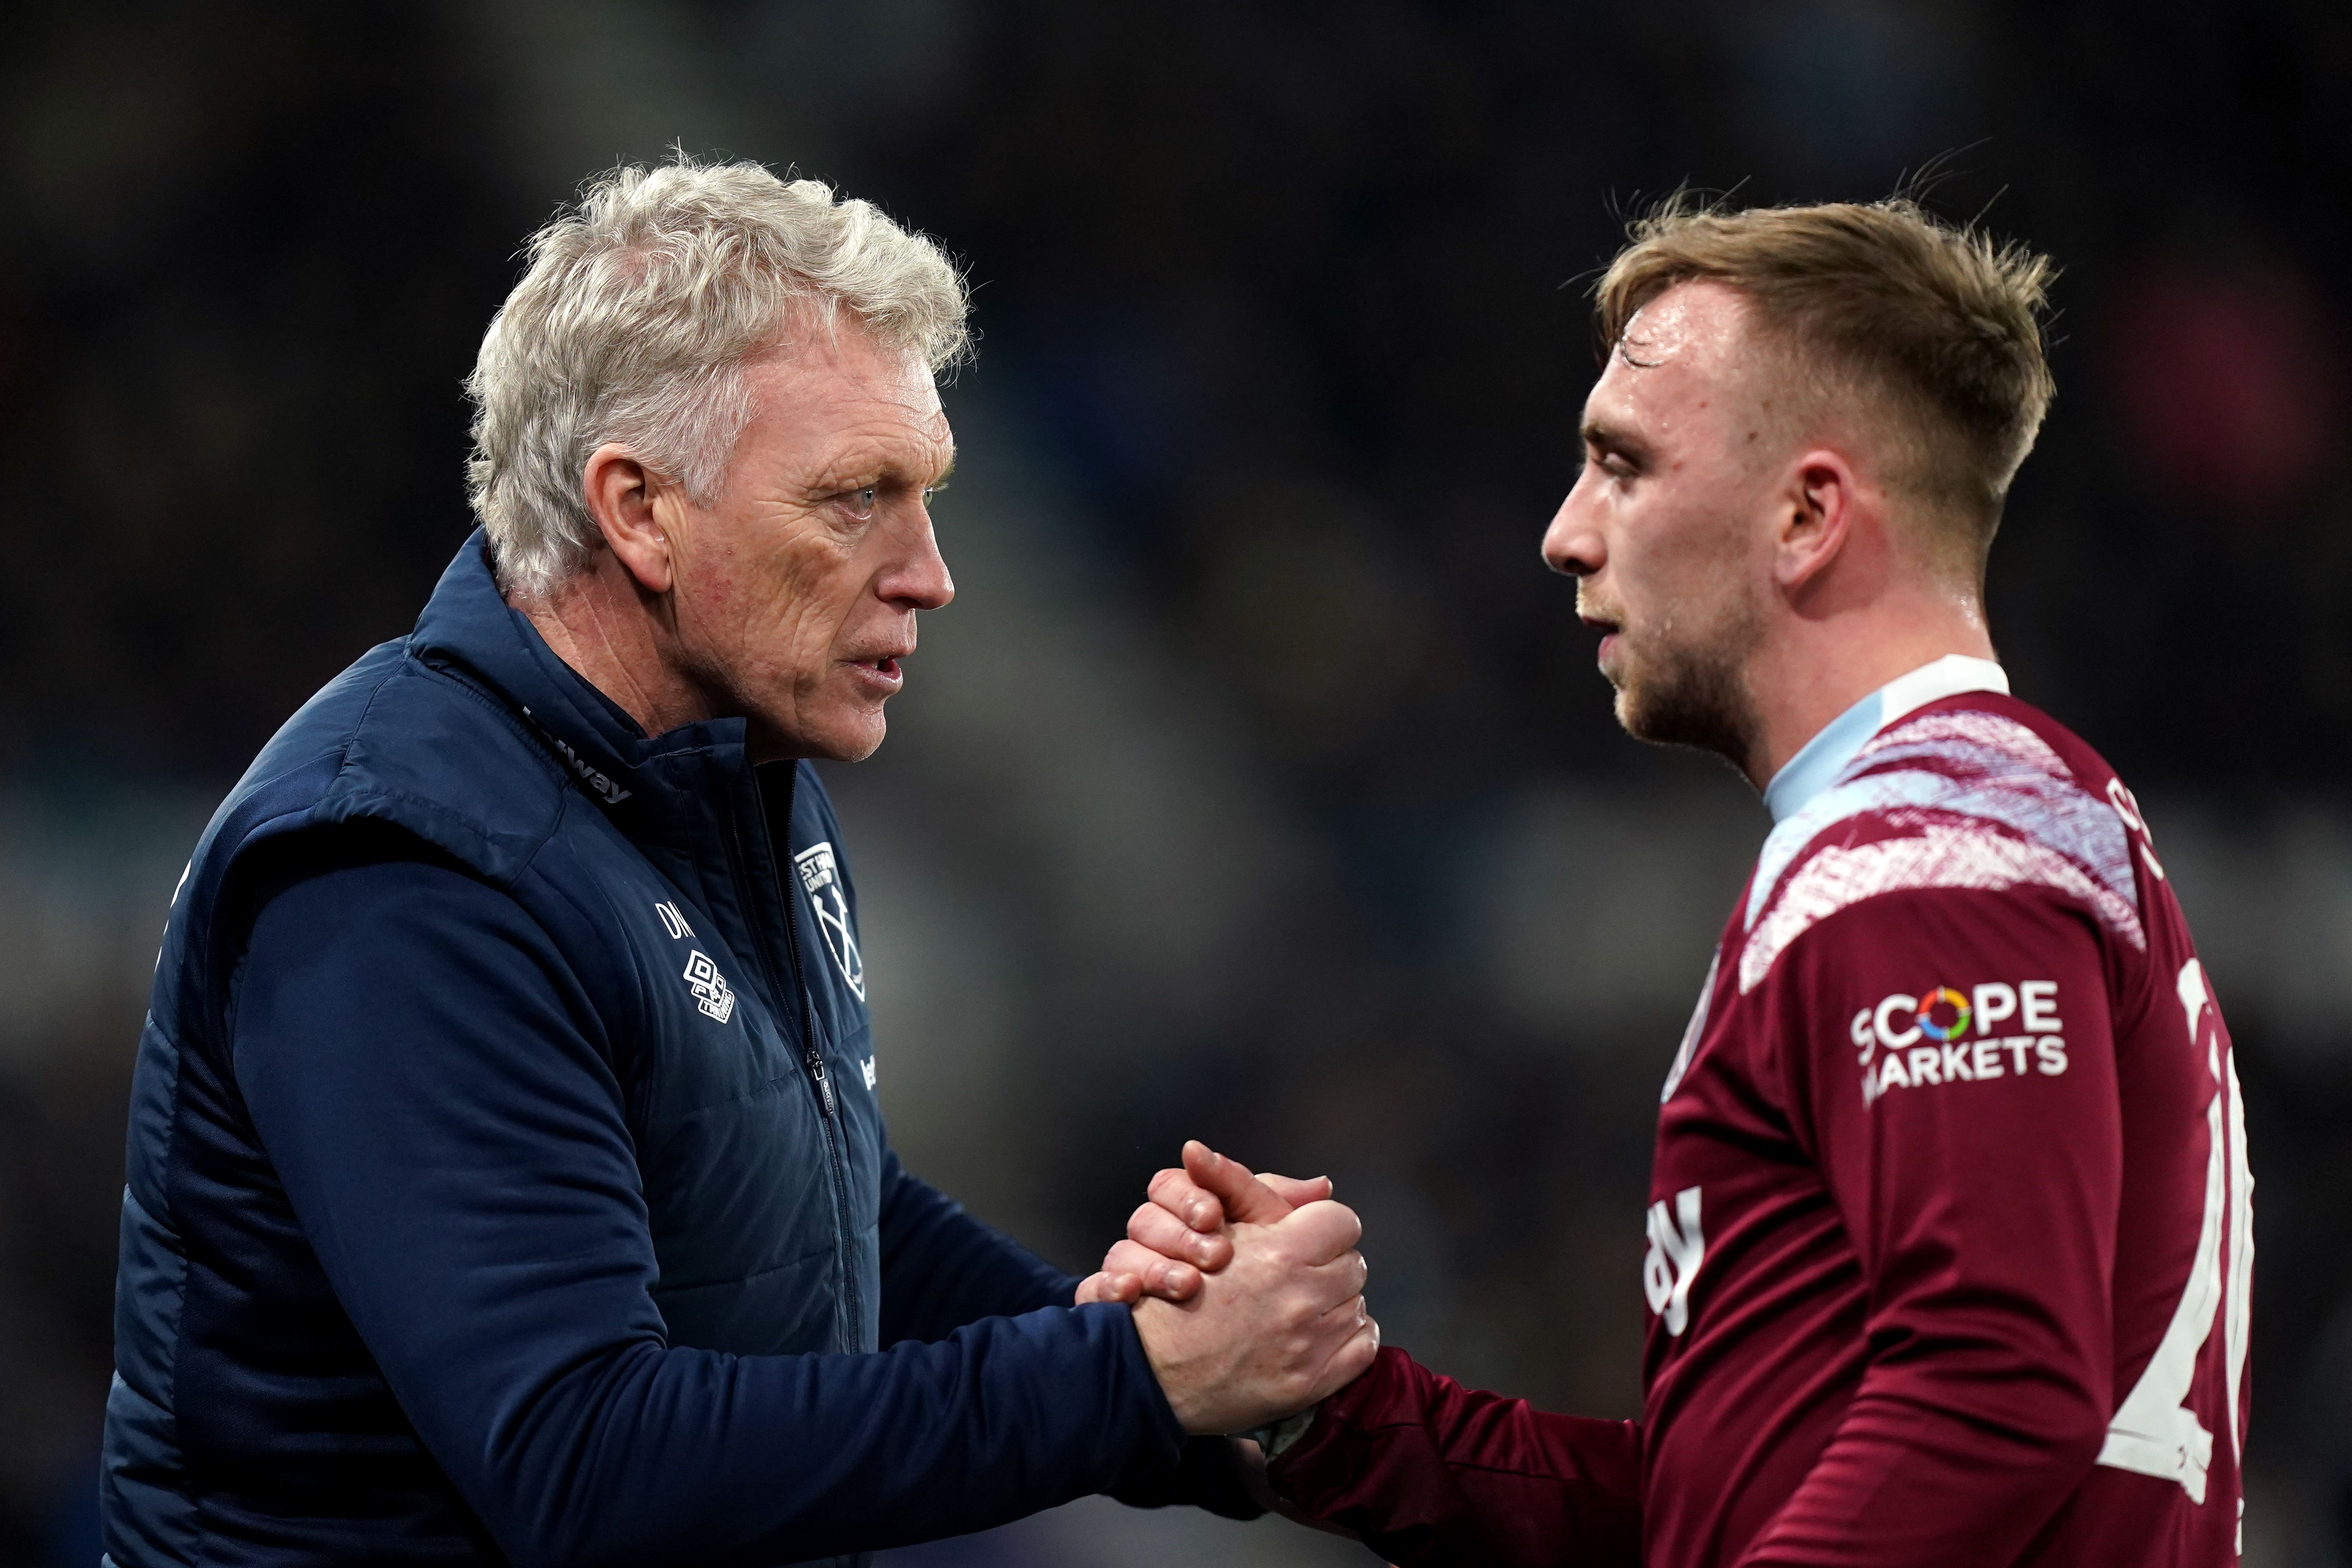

{"left": 2096, "top": 959, "right": 2253, "bottom": 1507}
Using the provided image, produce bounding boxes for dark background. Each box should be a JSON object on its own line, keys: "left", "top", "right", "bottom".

{"left": 1, "top": 3, "right": 2346, "bottom": 1564}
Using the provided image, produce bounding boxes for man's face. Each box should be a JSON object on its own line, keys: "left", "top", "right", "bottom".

{"left": 662, "top": 325, "right": 955, "bottom": 761}
{"left": 1541, "top": 282, "right": 1785, "bottom": 763}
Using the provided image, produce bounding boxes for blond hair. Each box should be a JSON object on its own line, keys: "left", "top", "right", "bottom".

{"left": 1596, "top": 194, "right": 2055, "bottom": 568}
{"left": 466, "top": 156, "right": 971, "bottom": 598}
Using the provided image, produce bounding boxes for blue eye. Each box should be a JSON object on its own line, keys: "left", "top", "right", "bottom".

{"left": 840, "top": 487, "right": 879, "bottom": 520}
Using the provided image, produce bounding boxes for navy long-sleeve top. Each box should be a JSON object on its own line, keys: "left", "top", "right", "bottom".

{"left": 234, "top": 845, "right": 1176, "bottom": 1565}
{"left": 103, "top": 534, "right": 1204, "bottom": 1568}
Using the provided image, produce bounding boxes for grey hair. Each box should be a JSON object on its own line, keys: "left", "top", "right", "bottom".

{"left": 465, "top": 156, "right": 972, "bottom": 598}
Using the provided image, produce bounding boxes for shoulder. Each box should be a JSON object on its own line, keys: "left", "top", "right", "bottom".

{"left": 214, "top": 638, "right": 576, "bottom": 891}
{"left": 322, "top": 649, "right": 575, "bottom": 881}
{"left": 236, "top": 824, "right": 585, "bottom": 1012}
{"left": 1738, "top": 694, "right": 2143, "bottom": 995}
{"left": 234, "top": 822, "right": 530, "bottom": 961}
{"left": 184, "top": 640, "right": 580, "bottom": 963}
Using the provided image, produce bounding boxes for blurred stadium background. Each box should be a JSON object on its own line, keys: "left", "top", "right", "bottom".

{"left": 2, "top": 1, "right": 2348, "bottom": 1563}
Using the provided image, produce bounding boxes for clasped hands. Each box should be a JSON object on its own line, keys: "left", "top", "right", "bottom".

{"left": 1073, "top": 1140, "right": 1378, "bottom": 1436}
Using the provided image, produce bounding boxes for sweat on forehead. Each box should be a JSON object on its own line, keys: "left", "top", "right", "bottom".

{"left": 1605, "top": 283, "right": 1819, "bottom": 456}
{"left": 1618, "top": 281, "right": 1750, "bottom": 359}
{"left": 1613, "top": 281, "right": 1766, "bottom": 377}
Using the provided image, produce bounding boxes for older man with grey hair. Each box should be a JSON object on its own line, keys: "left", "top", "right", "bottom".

{"left": 102, "top": 158, "right": 1377, "bottom": 1568}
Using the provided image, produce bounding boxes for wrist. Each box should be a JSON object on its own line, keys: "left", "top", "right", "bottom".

{"left": 1242, "top": 1404, "right": 1319, "bottom": 1459}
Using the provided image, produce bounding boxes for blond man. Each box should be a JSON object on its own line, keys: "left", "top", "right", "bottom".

{"left": 1101, "top": 198, "right": 2253, "bottom": 1568}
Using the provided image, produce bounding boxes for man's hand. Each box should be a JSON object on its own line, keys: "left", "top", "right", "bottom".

{"left": 1075, "top": 1141, "right": 1327, "bottom": 1304}
{"left": 1073, "top": 1142, "right": 1376, "bottom": 1436}
{"left": 1134, "top": 1189, "right": 1375, "bottom": 1433}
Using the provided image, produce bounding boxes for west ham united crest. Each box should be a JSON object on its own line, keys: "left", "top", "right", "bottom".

{"left": 793, "top": 841, "right": 865, "bottom": 1000}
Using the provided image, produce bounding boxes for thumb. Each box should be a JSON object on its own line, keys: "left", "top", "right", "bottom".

{"left": 1183, "top": 1139, "right": 1293, "bottom": 1225}
{"left": 1259, "top": 1173, "right": 1333, "bottom": 1208}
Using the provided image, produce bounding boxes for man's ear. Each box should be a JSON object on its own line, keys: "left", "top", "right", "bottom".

{"left": 582, "top": 442, "right": 676, "bottom": 595}
{"left": 1774, "top": 447, "right": 1861, "bottom": 595}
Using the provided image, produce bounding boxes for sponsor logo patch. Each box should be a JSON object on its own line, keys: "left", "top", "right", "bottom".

{"left": 681, "top": 949, "right": 736, "bottom": 1024}
{"left": 520, "top": 706, "right": 631, "bottom": 804}
{"left": 1851, "top": 980, "right": 2066, "bottom": 1103}
{"left": 1642, "top": 1185, "right": 1705, "bottom": 1336}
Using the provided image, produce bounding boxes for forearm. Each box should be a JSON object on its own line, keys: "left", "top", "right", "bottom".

{"left": 466, "top": 1303, "right": 1181, "bottom": 1568}
{"left": 1268, "top": 1348, "right": 1642, "bottom": 1568}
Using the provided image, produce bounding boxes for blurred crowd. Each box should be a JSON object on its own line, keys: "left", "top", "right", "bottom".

{"left": 1, "top": 2, "right": 2348, "bottom": 1563}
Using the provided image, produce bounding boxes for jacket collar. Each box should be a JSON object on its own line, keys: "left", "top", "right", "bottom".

{"left": 405, "top": 530, "right": 757, "bottom": 832}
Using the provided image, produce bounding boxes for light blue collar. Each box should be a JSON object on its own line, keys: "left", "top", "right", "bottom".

{"left": 1760, "top": 655, "right": 2010, "bottom": 824}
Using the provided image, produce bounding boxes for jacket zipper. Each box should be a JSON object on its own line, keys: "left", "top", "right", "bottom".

{"left": 739, "top": 765, "right": 861, "bottom": 1349}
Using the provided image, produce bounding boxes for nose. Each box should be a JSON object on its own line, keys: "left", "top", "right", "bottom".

{"left": 1541, "top": 476, "right": 1604, "bottom": 579}
{"left": 882, "top": 504, "right": 955, "bottom": 611}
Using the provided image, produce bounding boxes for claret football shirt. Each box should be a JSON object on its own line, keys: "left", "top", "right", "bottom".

{"left": 1268, "top": 656, "right": 2253, "bottom": 1568}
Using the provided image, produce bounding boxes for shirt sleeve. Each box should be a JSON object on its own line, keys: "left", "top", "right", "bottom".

{"left": 1264, "top": 1347, "right": 1643, "bottom": 1567}
{"left": 229, "top": 831, "right": 1184, "bottom": 1568}
{"left": 1738, "top": 886, "right": 2122, "bottom": 1567}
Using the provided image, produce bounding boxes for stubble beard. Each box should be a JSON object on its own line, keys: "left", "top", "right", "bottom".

{"left": 1611, "top": 590, "right": 1765, "bottom": 772}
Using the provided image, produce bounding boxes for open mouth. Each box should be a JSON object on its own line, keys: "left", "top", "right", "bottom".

{"left": 1578, "top": 611, "right": 1625, "bottom": 668}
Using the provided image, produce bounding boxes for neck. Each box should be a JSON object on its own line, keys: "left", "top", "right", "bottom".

{"left": 512, "top": 552, "right": 719, "bottom": 739}
{"left": 1737, "top": 580, "right": 1995, "bottom": 790}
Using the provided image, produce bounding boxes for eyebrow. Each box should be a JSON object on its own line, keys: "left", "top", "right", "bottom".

{"left": 1581, "top": 418, "right": 1648, "bottom": 463}
{"left": 1614, "top": 332, "right": 1667, "bottom": 371}
{"left": 816, "top": 447, "right": 958, "bottom": 491}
